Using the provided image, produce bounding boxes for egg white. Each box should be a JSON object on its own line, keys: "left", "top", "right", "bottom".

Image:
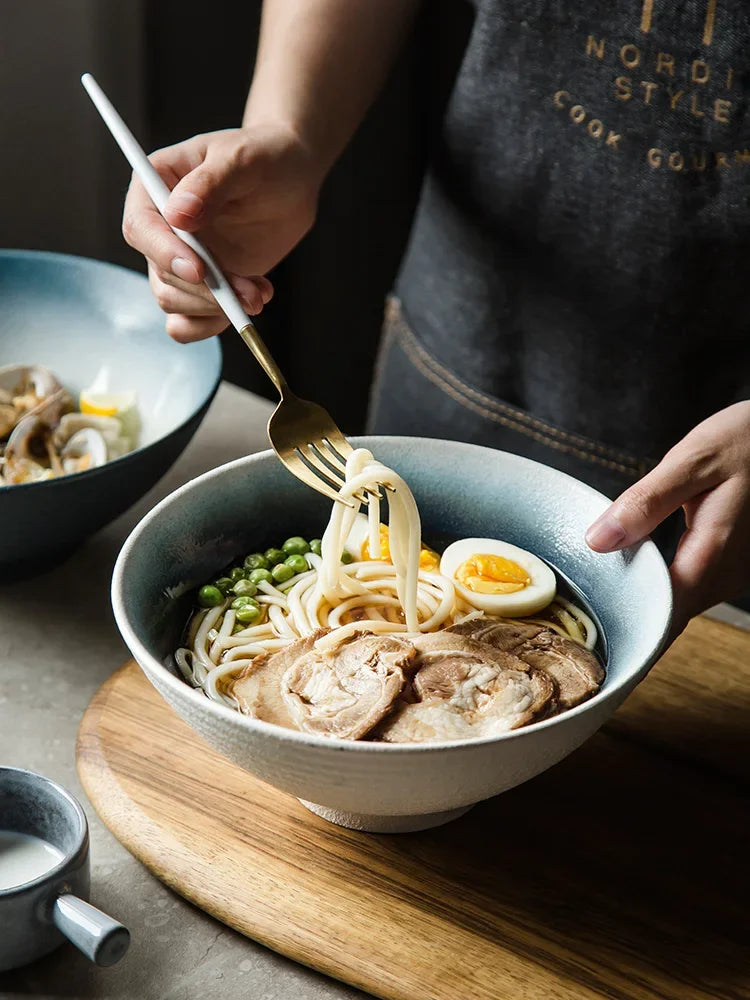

{"left": 440, "top": 538, "right": 556, "bottom": 616}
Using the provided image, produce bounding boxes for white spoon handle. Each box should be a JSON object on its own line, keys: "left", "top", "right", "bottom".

{"left": 81, "top": 73, "right": 250, "bottom": 334}
{"left": 52, "top": 894, "right": 130, "bottom": 967}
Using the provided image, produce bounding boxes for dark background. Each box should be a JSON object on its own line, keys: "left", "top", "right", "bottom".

{"left": 0, "top": 0, "right": 472, "bottom": 433}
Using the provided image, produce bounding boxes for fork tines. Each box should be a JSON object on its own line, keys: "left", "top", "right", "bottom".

{"left": 284, "top": 437, "right": 395, "bottom": 508}
{"left": 296, "top": 438, "right": 371, "bottom": 506}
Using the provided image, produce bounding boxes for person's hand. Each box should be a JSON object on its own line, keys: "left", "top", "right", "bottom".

{"left": 585, "top": 401, "right": 750, "bottom": 636}
{"left": 121, "top": 124, "right": 323, "bottom": 342}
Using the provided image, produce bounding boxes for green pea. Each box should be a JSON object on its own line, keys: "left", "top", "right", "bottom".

{"left": 235, "top": 604, "right": 261, "bottom": 624}
{"left": 265, "top": 548, "right": 285, "bottom": 566}
{"left": 232, "top": 622, "right": 247, "bottom": 634}
{"left": 284, "top": 553, "right": 308, "bottom": 574}
{"left": 282, "top": 536, "right": 310, "bottom": 556}
{"left": 309, "top": 538, "right": 322, "bottom": 556}
{"left": 231, "top": 595, "right": 259, "bottom": 610}
{"left": 198, "top": 584, "right": 223, "bottom": 608}
{"left": 248, "top": 568, "right": 273, "bottom": 585}
{"left": 341, "top": 551, "right": 354, "bottom": 565}
{"left": 244, "top": 552, "right": 269, "bottom": 571}
{"left": 229, "top": 567, "right": 245, "bottom": 583}
{"left": 271, "top": 562, "right": 295, "bottom": 584}
{"left": 214, "top": 577, "right": 234, "bottom": 595}
{"left": 232, "top": 578, "right": 257, "bottom": 598}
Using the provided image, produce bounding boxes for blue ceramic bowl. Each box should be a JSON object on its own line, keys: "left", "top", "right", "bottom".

{"left": 0, "top": 250, "right": 221, "bottom": 578}
{"left": 113, "top": 439, "right": 673, "bottom": 833}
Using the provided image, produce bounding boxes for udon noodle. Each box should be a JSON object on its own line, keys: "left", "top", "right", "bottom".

{"left": 176, "top": 449, "right": 598, "bottom": 713}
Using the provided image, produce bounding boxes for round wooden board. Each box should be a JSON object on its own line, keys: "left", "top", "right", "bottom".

{"left": 76, "top": 616, "right": 750, "bottom": 1000}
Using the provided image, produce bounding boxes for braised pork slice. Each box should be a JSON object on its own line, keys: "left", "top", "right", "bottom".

{"left": 447, "top": 617, "right": 545, "bottom": 651}
{"left": 514, "top": 631, "right": 604, "bottom": 710}
{"left": 411, "top": 632, "right": 534, "bottom": 699}
{"left": 374, "top": 632, "right": 555, "bottom": 743}
{"left": 282, "top": 634, "right": 416, "bottom": 740}
{"left": 448, "top": 617, "right": 604, "bottom": 710}
{"left": 225, "top": 629, "right": 329, "bottom": 730}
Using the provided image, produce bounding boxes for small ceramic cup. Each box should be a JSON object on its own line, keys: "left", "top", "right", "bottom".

{"left": 0, "top": 766, "right": 130, "bottom": 971}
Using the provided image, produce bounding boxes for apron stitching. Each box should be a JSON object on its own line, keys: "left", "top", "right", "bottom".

{"left": 390, "top": 303, "right": 648, "bottom": 478}
{"left": 388, "top": 298, "right": 651, "bottom": 476}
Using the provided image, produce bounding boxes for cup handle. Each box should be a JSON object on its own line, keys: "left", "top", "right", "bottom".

{"left": 52, "top": 893, "right": 130, "bottom": 966}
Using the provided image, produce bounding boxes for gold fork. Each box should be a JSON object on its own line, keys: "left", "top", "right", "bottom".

{"left": 82, "top": 73, "right": 375, "bottom": 509}
{"left": 238, "top": 325, "right": 371, "bottom": 506}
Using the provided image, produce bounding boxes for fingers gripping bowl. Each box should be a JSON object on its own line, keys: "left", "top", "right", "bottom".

{"left": 112, "top": 438, "right": 672, "bottom": 833}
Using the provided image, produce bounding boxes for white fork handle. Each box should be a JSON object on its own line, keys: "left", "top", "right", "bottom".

{"left": 81, "top": 73, "right": 250, "bottom": 334}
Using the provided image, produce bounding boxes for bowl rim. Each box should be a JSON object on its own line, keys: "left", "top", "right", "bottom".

{"left": 0, "top": 248, "right": 222, "bottom": 494}
{"left": 112, "top": 438, "right": 674, "bottom": 755}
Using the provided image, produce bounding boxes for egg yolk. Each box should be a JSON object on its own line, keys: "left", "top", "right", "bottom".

{"left": 455, "top": 554, "right": 531, "bottom": 594}
{"left": 361, "top": 525, "right": 440, "bottom": 571}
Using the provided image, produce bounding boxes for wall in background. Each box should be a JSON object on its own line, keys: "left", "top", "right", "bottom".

{"left": 0, "top": 0, "right": 146, "bottom": 266}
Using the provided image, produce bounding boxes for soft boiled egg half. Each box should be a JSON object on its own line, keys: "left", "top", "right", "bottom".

{"left": 440, "top": 538, "right": 556, "bottom": 616}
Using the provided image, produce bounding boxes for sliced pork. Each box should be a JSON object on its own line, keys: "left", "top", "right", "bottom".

{"left": 514, "top": 631, "right": 604, "bottom": 710}
{"left": 225, "top": 615, "right": 603, "bottom": 743}
{"left": 447, "top": 617, "right": 545, "bottom": 650}
{"left": 225, "top": 629, "right": 329, "bottom": 730}
{"left": 448, "top": 616, "right": 603, "bottom": 710}
{"left": 282, "top": 633, "right": 416, "bottom": 740}
{"left": 374, "top": 632, "right": 556, "bottom": 743}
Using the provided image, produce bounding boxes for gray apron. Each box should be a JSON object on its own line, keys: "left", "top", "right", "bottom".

{"left": 369, "top": 0, "right": 750, "bottom": 554}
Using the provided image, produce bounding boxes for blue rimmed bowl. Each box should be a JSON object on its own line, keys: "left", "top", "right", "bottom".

{"left": 112, "top": 438, "right": 672, "bottom": 833}
{"left": 0, "top": 250, "right": 221, "bottom": 578}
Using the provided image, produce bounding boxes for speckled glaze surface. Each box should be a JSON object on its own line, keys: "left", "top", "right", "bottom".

{"left": 0, "top": 767, "right": 89, "bottom": 971}
{"left": 112, "top": 438, "right": 673, "bottom": 832}
{"left": 0, "top": 250, "right": 221, "bottom": 579}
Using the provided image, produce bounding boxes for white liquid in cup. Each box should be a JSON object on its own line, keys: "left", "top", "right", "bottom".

{"left": 0, "top": 831, "right": 64, "bottom": 890}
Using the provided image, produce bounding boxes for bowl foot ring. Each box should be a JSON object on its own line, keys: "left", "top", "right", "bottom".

{"left": 298, "top": 799, "right": 474, "bottom": 833}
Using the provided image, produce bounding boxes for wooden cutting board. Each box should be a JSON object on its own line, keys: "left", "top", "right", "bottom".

{"left": 76, "top": 616, "right": 750, "bottom": 1000}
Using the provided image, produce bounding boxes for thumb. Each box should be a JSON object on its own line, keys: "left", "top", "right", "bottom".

{"left": 164, "top": 143, "right": 252, "bottom": 232}
{"left": 585, "top": 445, "right": 722, "bottom": 553}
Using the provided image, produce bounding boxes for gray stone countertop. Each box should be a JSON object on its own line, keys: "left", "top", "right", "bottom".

{"left": 0, "top": 382, "right": 366, "bottom": 1000}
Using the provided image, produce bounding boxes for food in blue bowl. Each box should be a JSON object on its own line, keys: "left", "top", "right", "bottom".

{"left": 0, "top": 250, "right": 221, "bottom": 578}
{"left": 0, "top": 363, "right": 142, "bottom": 485}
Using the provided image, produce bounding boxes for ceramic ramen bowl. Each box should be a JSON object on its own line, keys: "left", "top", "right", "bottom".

{"left": 112, "top": 438, "right": 672, "bottom": 833}
{"left": 0, "top": 250, "right": 221, "bottom": 579}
